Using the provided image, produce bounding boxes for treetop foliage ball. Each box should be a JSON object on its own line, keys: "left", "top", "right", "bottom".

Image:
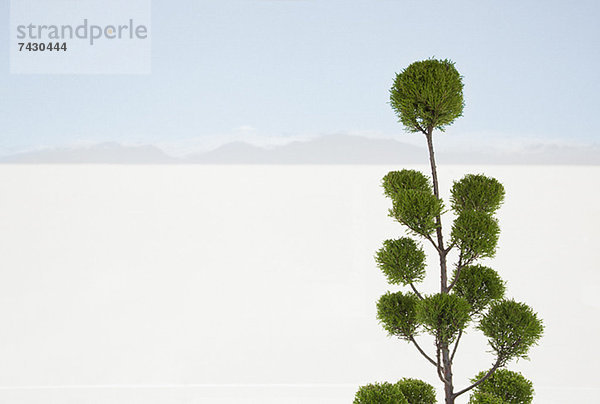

{"left": 451, "top": 174, "right": 505, "bottom": 214}
{"left": 354, "top": 382, "right": 408, "bottom": 404}
{"left": 451, "top": 210, "right": 500, "bottom": 261}
{"left": 377, "top": 291, "right": 420, "bottom": 340}
{"left": 478, "top": 300, "right": 544, "bottom": 364}
{"left": 468, "top": 392, "right": 505, "bottom": 404}
{"left": 471, "top": 369, "right": 534, "bottom": 404}
{"left": 382, "top": 170, "right": 432, "bottom": 199}
{"left": 452, "top": 265, "right": 506, "bottom": 315}
{"left": 390, "top": 58, "right": 464, "bottom": 133}
{"left": 396, "top": 378, "right": 437, "bottom": 404}
{"left": 376, "top": 238, "right": 427, "bottom": 286}
{"left": 416, "top": 293, "right": 471, "bottom": 343}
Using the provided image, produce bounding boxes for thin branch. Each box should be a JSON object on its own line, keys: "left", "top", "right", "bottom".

{"left": 461, "top": 251, "right": 477, "bottom": 267}
{"left": 447, "top": 257, "right": 463, "bottom": 292}
{"left": 409, "top": 336, "right": 437, "bottom": 367}
{"left": 444, "top": 241, "right": 455, "bottom": 255}
{"left": 424, "top": 131, "right": 449, "bottom": 293}
{"left": 447, "top": 253, "right": 478, "bottom": 292}
{"left": 435, "top": 344, "right": 448, "bottom": 384}
{"left": 450, "top": 329, "right": 463, "bottom": 363}
{"left": 409, "top": 283, "right": 424, "bottom": 300}
{"left": 453, "top": 358, "right": 501, "bottom": 398}
{"left": 424, "top": 234, "right": 441, "bottom": 253}
{"left": 415, "top": 122, "right": 428, "bottom": 136}
{"left": 395, "top": 218, "right": 437, "bottom": 246}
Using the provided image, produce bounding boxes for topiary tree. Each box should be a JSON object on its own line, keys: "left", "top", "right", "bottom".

{"left": 368, "top": 59, "right": 544, "bottom": 404}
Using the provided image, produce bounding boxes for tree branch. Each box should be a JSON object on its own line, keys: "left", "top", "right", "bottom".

{"left": 452, "top": 358, "right": 502, "bottom": 398}
{"left": 409, "top": 336, "right": 437, "bottom": 367}
{"left": 450, "top": 329, "right": 463, "bottom": 363}
{"left": 394, "top": 217, "right": 438, "bottom": 247}
{"left": 424, "top": 234, "right": 441, "bottom": 253}
{"left": 435, "top": 344, "right": 448, "bottom": 384}
{"left": 447, "top": 254, "right": 478, "bottom": 292}
{"left": 447, "top": 256, "right": 463, "bottom": 292}
{"left": 409, "top": 283, "right": 424, "bottom": 300}
{"left": 415, "top": 122, "right": 429, "bottom": 136}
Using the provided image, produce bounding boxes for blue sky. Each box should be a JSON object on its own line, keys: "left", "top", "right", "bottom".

{"left": 1, "top": 0, "right": 599, "bottom": 156}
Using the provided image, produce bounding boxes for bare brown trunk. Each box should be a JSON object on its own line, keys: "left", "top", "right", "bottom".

{"left": 425, "top": 130, "right": 448, "bottom": 292}
{"left": 442, "top": 344, "right": 454, "bottom": 404}
{"left": 425, "top": 129, "right": 454, "bottom": 403}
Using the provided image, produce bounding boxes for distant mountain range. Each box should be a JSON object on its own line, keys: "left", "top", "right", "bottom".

{"left": 0, "top": 142, "right": 177, "bottom": 164}
{"left": 1, "top": 135, "right": 598, "bottom": 164}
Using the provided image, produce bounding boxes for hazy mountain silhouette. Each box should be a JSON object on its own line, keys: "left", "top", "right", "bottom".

{"left": 1, "top": 135, "right": 598, "bottom": 164}
{"left": 438, "top": 143, "right": 600, "bottom": 165}
{"left": 0, "top": 142, "right": 177, "bottom": 164}
{"left": 184, "top": 134, "right": 428, "bottom": 164}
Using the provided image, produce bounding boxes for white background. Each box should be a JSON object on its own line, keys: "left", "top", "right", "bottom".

{"left": 0, "top": 165, "right": 598, "bottom": 403}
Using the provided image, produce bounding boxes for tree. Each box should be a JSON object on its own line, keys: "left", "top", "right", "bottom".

{"left": 358, "top": 59, "right": 544, "bottom": 404}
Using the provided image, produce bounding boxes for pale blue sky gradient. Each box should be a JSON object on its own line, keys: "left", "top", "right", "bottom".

{"left": 1, "top": 0, "right": 599, "bottom": 156}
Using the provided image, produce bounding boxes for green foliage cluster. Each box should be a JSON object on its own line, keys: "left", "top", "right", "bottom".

{"left": 451, "top": 174, "right": 505, "bottom": 214}
{"left": 417, "top": 293, "right": 471, "bottom": 343}
{"left": 450, "top": 175, "right": 505, "bottom": 262}
{"left": 377, "top": 292, "right": 420, "bottom": 340}
{"left": 468, "top": 392, "right": 504, "bottom": 404}
{"left": 452, "top": 265, "right": 505, "bottom": 315}
{"left": 470, "top": 370, "right": 534, "bottom": 404}
{"left": 478, "top": 300, "right": 544, "bottom": 365}
{"left": 389, "top": 59, "right": 464, "bottom": 133}
{"left": 353, "top": 382, "right": 408, "bottom": 404}
{"left": 451, "top": 210, "right": 500, "bottom": 261}
{"left": 382, "top": 170, "right": 443, "bottom": 236}
{"left": 354, "top": 379, "right": 437, "bottom": 404}
{"left": 396, "top": 378, "right": 437, "bottom": 404}
{"left": 390, "top": 191, "right": 444, "bottom": 236}
{"left": 376, "top": 238, "right": 426, "bottom": 285}
{"left": 382, "top": 170, "right": 432, "bottom": 198}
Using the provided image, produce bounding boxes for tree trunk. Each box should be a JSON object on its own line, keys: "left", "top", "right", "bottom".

{"left": 425, "top": 129, "right": 454, "bottom": 403}
{"left": 442, "top": 344, "right": 454, "bottom": 404}
{"left": 425, "top": 131, "right": 448, "bottom": 292}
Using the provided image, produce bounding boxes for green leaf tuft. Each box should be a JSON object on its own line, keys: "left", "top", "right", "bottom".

{"left": 376, "top": 238, "right": 427, "bottom": 286}
{"left": 471, "top": 369, "right": 534, "bottom": 404}
{"left": 354, "top": 382, "right": 409, "bottom": 404}
{"left": 468, "top": 392, "right": 505, "bottom": 404}
{"left": 452, "top": 265, "right": 505, "bottom": 315}
{"left": 382, "top": 170, "right": 433, "bottom": 199}
{"left": 451, "top": 211, "right": 500, "bottom": 261}
{"left": 478, "top": 300, "right": 544, "bottom": 365}
{"left": 390, "top": 190, "right": 444, "bottom": 236}
{"left": 451, "top": 174, "right": 505, "bottom": 214}
{"left": 377, "top": 291, "right": 421, "bottom": 340}
{"left": 396, "top": 378, "right": 437, "bottom": 404}
{"left": 416, "top": 293, "right": 471, "bottom": 343}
